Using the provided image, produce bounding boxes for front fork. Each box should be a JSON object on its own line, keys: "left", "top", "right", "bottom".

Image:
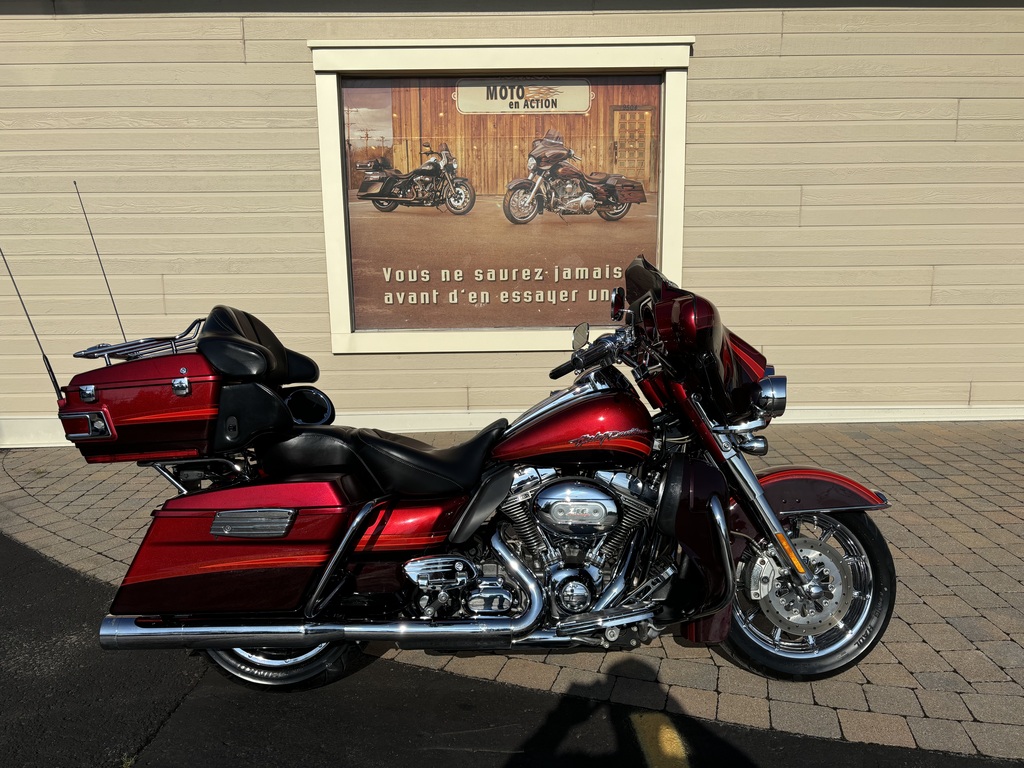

{"left": 690, "top": 401, "right": 823, "bottom": 601}
{"left": 523, "top": 173, "right": 544, "bottom": 206}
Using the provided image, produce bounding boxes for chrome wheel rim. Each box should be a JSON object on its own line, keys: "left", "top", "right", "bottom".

{"left": 231, "top": 644, "right": 330, "bottom": 668}
{"left": 733, "top": 514, "right": 874, "bottom": 659}
{"left": 508, "top": 190, "right": 536, "bottom": 219}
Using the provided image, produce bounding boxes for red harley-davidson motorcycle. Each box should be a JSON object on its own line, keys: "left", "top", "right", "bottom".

{"left": 56, "top": 256, "right": 894, "bottom": 688}
{"left": 503, "top": 129, "right": 647, "bottom": 224}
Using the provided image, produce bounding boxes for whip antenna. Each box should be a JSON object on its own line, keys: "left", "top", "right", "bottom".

{"left": 74, "top": 180, "right": 127, "bottom": 343}
{"left": 1, "top": 245, "right": 63, "bottom": 401}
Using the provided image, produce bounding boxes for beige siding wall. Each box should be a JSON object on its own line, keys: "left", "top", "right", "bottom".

{"left": 1, "top": 6, "right": 1022, "bottom": 445}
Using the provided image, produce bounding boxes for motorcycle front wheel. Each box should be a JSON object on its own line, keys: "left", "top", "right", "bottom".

{"left": 206, "top": 641, "right": 363, "bottom": 689}
{"left": 723, "top": 511, "right": 895, "bottom": 681}
{"left": 597, "top": 203, "right": 631, "bottom": 221}
{"left": 503, "top": 187, "right": 541, "bottom": 224}
{"left": 371, "top": 199, "right": 399, "bottom": 212}
{"left": 445, "top": 180, "right": 476, "bottom": 215}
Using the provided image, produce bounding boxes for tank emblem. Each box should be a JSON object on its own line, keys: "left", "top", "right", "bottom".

{"left": 568, "top": 428, "right": 649, "bottom": 448}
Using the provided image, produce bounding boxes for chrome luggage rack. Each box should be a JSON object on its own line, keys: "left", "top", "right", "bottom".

{"left": 73, "top": 318, "right": 203, "bottom": 366}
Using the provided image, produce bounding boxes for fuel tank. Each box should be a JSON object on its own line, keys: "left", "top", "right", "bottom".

{"left": 492, "top": 368, "right": 653, "bottom": 467}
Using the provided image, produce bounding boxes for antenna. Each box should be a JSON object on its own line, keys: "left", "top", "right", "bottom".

{"left": 74, "top": 180, "right": 127, "bottom": 343}
{"left": 1, "top": 246, "right": 63, "bottom": 401}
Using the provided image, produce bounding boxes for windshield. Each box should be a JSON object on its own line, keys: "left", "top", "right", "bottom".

{"left": 624, "top": 255, "right": 675, "bottom": 305}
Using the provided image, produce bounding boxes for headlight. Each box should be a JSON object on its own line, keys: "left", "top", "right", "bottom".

{"left": 752, "top": 375, "right": 787, "bottom": 419}
{"left": 451, "top": 160, "right": 458, "bottom": 170}
{"left": 527, "top": 156, "right": 537, "bottom": 172}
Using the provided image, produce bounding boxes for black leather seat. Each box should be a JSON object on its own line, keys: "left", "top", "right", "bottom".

{"left": 258, "top": 419, "right": 509, "bottom": 497}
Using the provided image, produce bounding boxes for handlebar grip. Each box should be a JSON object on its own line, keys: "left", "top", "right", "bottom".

{"left": 549, "top": 359, "right": 576, "bottom": 380}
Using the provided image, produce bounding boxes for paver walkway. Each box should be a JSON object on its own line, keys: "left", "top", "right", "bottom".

{"left": 1, "top": 421, "right": 1022, "bottom": 759}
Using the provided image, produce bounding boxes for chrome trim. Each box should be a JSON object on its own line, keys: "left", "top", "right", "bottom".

{"left": 59, "top": 410, "right": 111, "bottom": 440}
{"left": 171, "top": 377, "right": 191, "bottom": 397}
{"left": 102, "top": 531, "right": 544, "bottom": 652}
{"left": 305, "top": 500, "right": 377, "bottom": 619}
{"left": 79, "top": 385, "right": 97, "bottom": 403}
{"left": 210, "top": 508, "right": 296, "bottom": 539}
{"left": 554, "top": 603, "right": 655, "bottom": 637}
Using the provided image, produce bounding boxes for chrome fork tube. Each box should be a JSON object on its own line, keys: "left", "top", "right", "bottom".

{"left": 523, "top": 174, "right": 544, "bottom": 205}
{"left": 720, "top": 446, "right": 819, "bottom": 594}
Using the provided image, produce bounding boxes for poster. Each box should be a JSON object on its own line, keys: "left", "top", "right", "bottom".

{"left": 339, "top": 75, "right": 662, "bottom": 332}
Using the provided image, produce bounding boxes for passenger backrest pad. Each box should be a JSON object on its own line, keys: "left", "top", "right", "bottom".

{"left": 197, "top": 305, "right": 318, "bottom": 385}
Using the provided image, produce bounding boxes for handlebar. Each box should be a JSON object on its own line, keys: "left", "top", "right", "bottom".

{"left": 548, "top": 330, "right": 632, "bottom": 380}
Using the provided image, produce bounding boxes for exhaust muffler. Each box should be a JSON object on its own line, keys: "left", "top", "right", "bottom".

{"left": 100, "top": 532, "right": 543, "bottom": 652}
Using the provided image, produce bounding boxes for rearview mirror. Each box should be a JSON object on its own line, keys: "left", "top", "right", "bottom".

{"left": 610, "top": 287, "right": 625, "bottom": 321}
{"left": 571, "top": 322, "right": 590, "bottom": 351}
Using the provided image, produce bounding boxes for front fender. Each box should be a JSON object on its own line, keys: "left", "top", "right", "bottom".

{"left": 757, "top": 466, "right": 888, "bottom": 515}
{"left": 506, "top": 178, "right": 533, "bottom": 191}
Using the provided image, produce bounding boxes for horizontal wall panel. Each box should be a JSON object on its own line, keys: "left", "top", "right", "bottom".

{"left": 688, "top": 77, "right": 1024, "bottom": 101}
{"left": 0, "top": 253, "right": 327, "bottom": 276}
{"left": 0, "top": 40, "right": 245, "bottom": 64}
{"left": 682, "top": 245, "right": 1024, "bottom": 268}
{"left": 685, "top": 163, "right": 1024, "bottom": 186}
{"left": 957, "top": 121, "right": 1024, "bottom": 142}
{"left": 687, "top": 142, "right": 1022, "bottom": 165}
{"left": 932, "top": 286, "right": 1024, "bottom": 305}
{"left": 682, "top": 225, "right": 1024, "bottom": 248}
{"left": 4, "top": 63, "right": 313, "bottom": 87}
{"left": 0, "top": 108, "right": 317, "bottom": 130}
{"left": 0, "top": 192, "right": 325, "bottom": 216}
{"left": 693, "top": 55, "right": 1024, "bottom": 81}
{"left": 690, "top": 286, "right": 933, "bottom": 308}
{"left": 0, "top": 172, "right": 323, "bottom": 195}
{"left": 687, "top": 120, "right": 956, "bottom": 144}
{"left": 935, "top": 265, "right": 1024, "bottom": 286}
{"left": 782, "top": 33, "right": 1024, "bottom": 57}
{"left": 0, "top": 17, "right": 242, "bottom": 42}
{"left": 971, "top": 382, "right": 1024, "bottom": 402}
{"left": 0, "top": 234, "right": 326, "bottom": 255}
{"left": 790, "top": 382, "right": 970, "bottom": 406}
{"left": 685, "top": 266, "right": 932, "bottom": 288}
{"left": 779, "top": 363, "right": 1024, "bottom": 385}
{"left": 684, "top": 206, "right": 800, "bottom": 227}
{"left": 3, "top": 214, "right": 324, "bottom": 235}
{"left": 800, "top": 204, "right": 1024, "bottom": 227}
{"left": 773, "top": 344, "right": 1024, "bottom": 365}
{"left": 0, "top": 151, "right": 321, "bottom": 173}
{"left": 959, "top": 99, "right": 1024, "bottom": 120}
{"left": 0, "top": 85, "right": 316, "bottom": 109}
{"left": 685, "top": 186, "right": 801, "bottom": 207}
{"left": 1, "top": 129, "right": 319, "bottom": 152}
{"left": 801, "top": 184, "right": 1024, "bottom": 206}
{"left": 688, "top": 99, "right": 958, "bottom": 123}
{"left": 782, "top": 10, "right": 1024, "bottom": 34}
{"left": 749, "top": 326, "right": 1024, "bottom": 347}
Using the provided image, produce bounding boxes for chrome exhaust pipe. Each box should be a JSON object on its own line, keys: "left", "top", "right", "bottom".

{"left": 100, "top": 531, "right": 543, "bottom": 652}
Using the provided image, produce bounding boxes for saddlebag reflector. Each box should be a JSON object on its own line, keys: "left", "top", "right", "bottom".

{"left": 209, "top": 508, "right": 297, "bottom": 538}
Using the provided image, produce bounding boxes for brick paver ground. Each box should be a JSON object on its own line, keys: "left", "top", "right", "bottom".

{"left": 1, "top": 421, "right": 1022, "bottom": 758}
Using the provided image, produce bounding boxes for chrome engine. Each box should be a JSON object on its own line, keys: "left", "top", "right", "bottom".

{"left": 552, "top": 180, "right": 596, "bottom": 214}
{"left": 403, "top": 467, "right": 664, "bottom": 633}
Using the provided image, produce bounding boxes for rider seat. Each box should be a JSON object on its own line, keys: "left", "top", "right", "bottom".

{"left": 258, "top": 419, "right": 509, "bottom": 497}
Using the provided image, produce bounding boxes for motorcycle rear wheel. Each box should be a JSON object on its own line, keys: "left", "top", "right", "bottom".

{"left": 371, "top": 199, "right": 399, "bottom": 212}
{"left": 503, "top": 188, "right": 540, "bottom": 224}
{"left": 445, "top": 180, "right": 476, "bottom": 215}
{"left": 722, "top": 511, "right": 895, "bottom": 681}
{"left": 206, "top": 641, "right": 363, "bottom": 689}
{"left": 597, "top": 203, "right": 631, "bottom": 221}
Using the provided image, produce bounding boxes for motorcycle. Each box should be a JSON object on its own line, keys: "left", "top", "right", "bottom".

{"left": 355, "top": 142, "right": 475, "bottom": 215}
{"left": 55, "top": 256, "right": 895, "bottom": 689}
{"left": 503, "top": 128, "right": 648, "bottom": 224}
